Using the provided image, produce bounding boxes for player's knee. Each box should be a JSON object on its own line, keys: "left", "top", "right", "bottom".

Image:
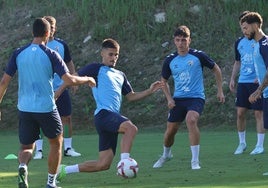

{"left": 128, "top": 123, "right": 138, "bottom": 136}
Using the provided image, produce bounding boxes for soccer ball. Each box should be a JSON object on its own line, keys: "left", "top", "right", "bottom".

{"left": 117, "top": 158, "right": 139, "bottom": 178}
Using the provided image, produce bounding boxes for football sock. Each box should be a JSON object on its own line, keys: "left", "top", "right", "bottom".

{"left": 257, "top": 133, "right": 265, "bottom": 147}
{"left": 64, "top": 137, "right": 72, "bottom": 150}
{"left": 66, "top": 164, "right": 79, "bottom": 174}
{"left": 47, "top": 173, "right": 56, "bottom": 187}
{"left": 19, "top": 163, "right": 27, "bottom": 170}
{"left": 163, "top": 146, "right": 171, "bottom": 158}
{"left": 238, "top": 131, "right": 246, "bottom": 144}
{"left": 191, "top": 145, "right": 200, "bottom": 162}
{"left": 35, "top": 139, "right": 43, "bottom": 151}
{"left": 121, "top": 153, "right": 130, "bottom": 159}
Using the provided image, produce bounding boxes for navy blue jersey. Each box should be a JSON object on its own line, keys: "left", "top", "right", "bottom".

{"left": 253, "top": 36, "right": 268, "bottom": 98}
{"left": 161, "top": 49, "right": 215, "bottom": 99}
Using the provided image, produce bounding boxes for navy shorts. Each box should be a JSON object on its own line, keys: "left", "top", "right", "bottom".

{"left": 168, "top": 98, "right": 205, "bottom": 123}
{"left": 56, "top": 89, "right": 72, "bottom": 116}
{"left": 19, "top": 109, "right": 63, "bottom": 145}
{"left": 263, "top": 98, "right": 268, "bottom": 129}
{"left": 236, "top": 83, "right": 262, "bottom": 110}
{"left": 94, "top": 109, "right": 129, "bottom": 154}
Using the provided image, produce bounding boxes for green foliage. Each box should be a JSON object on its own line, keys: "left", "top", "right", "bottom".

{"left": 1, "top": 0, "right": 268, "bottom": 129}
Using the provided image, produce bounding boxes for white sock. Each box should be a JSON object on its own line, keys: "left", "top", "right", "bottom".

{"left": 190, "top": 145, "right": 200, "bottom": 162}
{"left": 257, "top": 133, "right": 265, "bottom": 147}
{"left": 35, "top": 139, "right": 43, "bottom": 151}
{"left": 163, "top": 146, "right": 171, "bottom": 158}
{"left": 47, "top": 173, "right": 56, "bottom": 186}
{"left": 66, "top": 164, "right": 79, "bottom": 174}
{"left": 120, "top": 153, "right": 130, "bottom": 160}
{"left": 64, "top": 137, "right": 72, "bottom": 150}
{"left": 19, "top": 163, "right": 27, "bottom": 170}
{"left": 238, "top": 131, "right": 246, "bottom": 144}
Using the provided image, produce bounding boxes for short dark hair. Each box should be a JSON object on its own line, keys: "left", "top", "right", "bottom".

{"left": 240, "top": 12, "right": 263, "bottom": 27}
{"left": 102, "top": 38, "right": 120, "bottom": 50}
{"left": 33, "top": 18, "right": 50, "bottom": 37}
{"left": 173, "top": 25, "right": 190, "bottom": 38}
{"left": 239, "top": 10, "right": 250, "bottom": 21}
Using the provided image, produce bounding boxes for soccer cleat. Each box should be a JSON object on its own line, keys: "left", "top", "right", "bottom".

{"left": 153, "top": 154, "right": 173, "bottom": 168}
{"left": 64, "top": 148, "right": 81, "bottom": 157}
{"left": 33, "top": 150, "right": 43, "bottom": 159}
{"left": 250, "top": 146, "right": 264, "bottom": 155}
{"left": 46, "top": 184, "right": 62, "bottom": 188}
{"left": 18, "top": 167, "right": 28, "bottom": 188}
{"left": 263, "top": 172, "right": 268, "bottom": 176}
{"left": 56, "top": 164, "right": 67, "bottom": 182}
{"left": 191, "top": 161, "right": 201, "bottom": 170}
{"left": 234, "top": 143, "right": 247, "bottom": 155}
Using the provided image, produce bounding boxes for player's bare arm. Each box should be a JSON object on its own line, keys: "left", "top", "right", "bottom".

{"left": 229, "top": 60, "right": 241, "bottom": 93}
{"left": 212, "top": 64, "right": 225, "bottom": 103}
{"left": 249, "top": 69, "right": 268, "bottom": 103}
{"left": 126, "top": 81, "right": 164, "bottom": 102}
{"left": 160, "top": 77, "right": 175, "bottom": 109}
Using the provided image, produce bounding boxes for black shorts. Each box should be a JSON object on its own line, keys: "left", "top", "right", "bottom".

{"left": 94, "top": 109, "right": 129, "bottom": 154}
{"left": 168, "top": 98, "right": 205, "bottom": 123}
{"left": 56, "top": 89, "right": 72, "bottom": 116}
{"left": 236, "top": 83, "right": 262, "bottom": 110}
{"left": 19, "top": 109, "right": 62, "bottom": 145}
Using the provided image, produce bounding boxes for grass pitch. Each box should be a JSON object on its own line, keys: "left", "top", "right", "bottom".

{"left": 1, "top": 130, "right": 268, "bottom": 188}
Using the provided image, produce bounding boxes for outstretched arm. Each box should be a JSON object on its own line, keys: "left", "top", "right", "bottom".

{"left": 55, "top": 72, "right": 96, "bottom": 100}
{"left": 125, "top": 81, "right": 164, "bottom": 101}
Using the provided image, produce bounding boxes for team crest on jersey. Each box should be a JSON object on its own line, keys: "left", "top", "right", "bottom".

{"left": 188, "top": 60, "right": 194, "bottom": 66}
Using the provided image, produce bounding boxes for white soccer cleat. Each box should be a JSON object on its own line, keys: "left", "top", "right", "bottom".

{"left": 250, "top": 146, "right": 264, "bottom": 155}
{"left": 33, "top": 150, "right": 43, "bottom": 159}
{"left": 263, "top": 171, "right": 268, "bottom": 176}
{"left": 191, "top": 161, "right": 201, "bottom": 170}
{"left": 153, "top": 154, "right": 173, "bottom": 168}
{"left": 234, "top": 143, "right": 247, "bottom": 155}
{"left": 64, "top": 148, "right": 81, "bottom": 157}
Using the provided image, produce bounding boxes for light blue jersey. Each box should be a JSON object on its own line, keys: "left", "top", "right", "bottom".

{"left": 162, "top": 49, "right": 215, "bottom": 99}
{"left": 5, "top": 43, "right": 69, "bottom": 112}
{"left": 47, "top": 38, "right": 72, "bottom": 90}
{"left": 253, "top": 36, "right": 268, "bottom": 98}
{"left": 77, "top": 63, "right": 133, "bottom": 115}
{"left": 235, "top": 37, "right": 256, "bottom": 83}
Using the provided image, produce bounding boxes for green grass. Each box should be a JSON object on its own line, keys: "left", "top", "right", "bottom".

{"left": 1, "top": 130, "right": 268, "bottom": 187}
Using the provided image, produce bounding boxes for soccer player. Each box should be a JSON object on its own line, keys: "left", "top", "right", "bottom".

{"left": 241, "top": 12, "right": 268, "bottom": 175}
{"left": 33, "top": 16, "right": 81, "bottom": 160}
{"left": 230, "top": 11, "right": 265, "bottom": 155}
{"left": 0, "top": 17, "right": 95, "bottom": 188}
{"left": 56, "top": 38, "right": 164, "bottom": 181}
{"left": 153, "top": 25, "right": 225, "bottom": 170}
